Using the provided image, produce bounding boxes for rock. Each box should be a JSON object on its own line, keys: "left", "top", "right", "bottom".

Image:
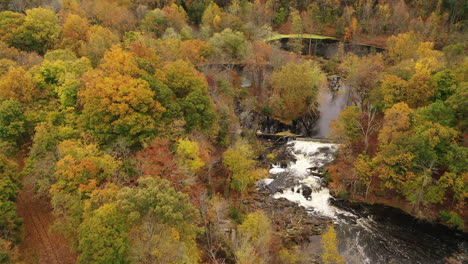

{"left": 301, "top": 185, "right": 312, "bottom": 200}
{"left": 250, "top": 191, "right": 330, "bottom": 245}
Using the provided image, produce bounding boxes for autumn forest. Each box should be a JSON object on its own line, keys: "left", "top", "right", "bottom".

{"left": 0, "top": 0, "right": 466, "bottom": 263}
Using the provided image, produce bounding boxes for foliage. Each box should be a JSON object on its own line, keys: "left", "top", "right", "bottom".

{"left": 223, "top": 141, "right": 266, "bottom": 195}
{"left": 0, "top": 66, "right": 38, "bottom": 104}
{"left": 12, "top": 8, "right": 61, "bottom": 54}
{"left": 209, "top": 29, "right": 249, "bottom": 61}
{"left": 321, "top": 224, "right": 345, "bottom": 264}
{"left": 0, "top": 100, "right": 26, "bottom": 147}
{"left": 119, "top": 177, "right": 201, "bottom": 263}
{"left": 79, "top": 48, "right": 165, "bottom": 146}
{"left": 156, "top": 61, "right": 216, "bottom": 132}
{"left": 0, "top": 155, "right": 21, "bottom": 244}
{"left": 175, "top": 138, "right": 205, "bottom": 175}
{"left": 235, "top": 210, "right": 272, "bottom": 264}
{"left": 439, "top": 210, "right": 464, "bottom": 230}
{"left": 78, "top": 203, "right": 129, "bottom": 264}
{"left": 330, "top": 106, "right": 362, "bottom": 145}
{"left": 269, "top": 61, "right": 326, "bottom": 123}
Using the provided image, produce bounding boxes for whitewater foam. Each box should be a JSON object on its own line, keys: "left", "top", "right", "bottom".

{"left": 265, "top": 140, "right": 342, "bottom": 218}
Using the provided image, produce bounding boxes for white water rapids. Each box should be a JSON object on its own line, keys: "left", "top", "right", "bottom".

{"left": 259, "top": 140, "right": 467, "bottom": 264}
{"left": 268, "top": 140, "right": 342, "bottom": 218}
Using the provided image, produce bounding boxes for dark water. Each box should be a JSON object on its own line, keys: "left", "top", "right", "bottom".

{"left": 333, "top": 201, "right": 468, "bottom": 264}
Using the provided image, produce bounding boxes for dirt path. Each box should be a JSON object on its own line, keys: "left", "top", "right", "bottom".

{"left": 17, "top": 181, "right": 77, "bottom": 264}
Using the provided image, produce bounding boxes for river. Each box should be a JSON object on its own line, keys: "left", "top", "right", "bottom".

{"left": 259, "top": 140, "right": 468, "bottom": 264}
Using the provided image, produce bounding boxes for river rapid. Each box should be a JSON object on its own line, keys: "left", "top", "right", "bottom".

{"left": 259, "top": 140, "right": 468, "bottom": 264}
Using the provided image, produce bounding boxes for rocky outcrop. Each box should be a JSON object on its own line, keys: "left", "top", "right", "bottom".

{"left": 249, "top": 190, "right": 330, "bottom": 245}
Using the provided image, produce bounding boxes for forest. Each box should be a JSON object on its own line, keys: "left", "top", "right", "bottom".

{"left": 0, "top": 0, "right": 466, "bottom": 263}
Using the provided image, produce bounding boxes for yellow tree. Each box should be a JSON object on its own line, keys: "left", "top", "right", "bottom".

{"left": 175, "top": 138, "right": 205, "bottom": 176}
{"left": 0, "top": 66, "right": 38, "bottom": 103}
{"left": 223, "top": 141, "right": 266, "bottom": 196}
{"left": 321, "top": 224, "right": 345, "bottom": 264}
{"left": 235, "top": 210, "right": 273, "bottom": 264}
{"left": 60, "top": 14, "right": 90, "bottom": 53}
{"left": 80, "top": 71, "right": 164, "bottom": 146}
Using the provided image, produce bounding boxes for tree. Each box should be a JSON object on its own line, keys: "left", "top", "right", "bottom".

{"left": 78, "top": 203, "right": 129, "bottom": 264}
{"left": 0, "top": 154, "right": 21, "bottom": 244}
{"left": 330, "top": 104, "right": 379, "bottom": 152}
{"left": 330, "top": 105, "right": 362, "bottom": 146}
{"left": 79, "top": 47, "right": 165, "bottom": 146}
{"left": 269, "top": 61, "right": 326, "bottom": 124}
{"left": 416, "top": 101, "right": 456, "bottom": 128}
{"left": 0, "top": 66, "right": 38, "bottom": 104}
{"left": 186, "top": 0, "right": 210, "bottom": 24}
{"left": 175, "top": 138, "right": 205, "bottom": 176}
{"left": 201, "top": 2, "right": 224, "bottom": 32}
{"left": 157, "top": 61, "right": 216, "bottom": 132}
{"left": 140, "top": 8, "right": 168, "bottom": 37}
{"left": 378, "top": 102, "right": 413, "bottom": 145}
{"left": 0, "top": 100, "right": 26, "bottom": 147}
{"left": 208, "top": 29, "right": 249, "bottom": 62}
{"left": 340, "top": 53, "right": 385, "bottom": 107}
{"left": 235, "top": 210, "right": 273, "bottom": 264}
{"left": 223, "top": 141, "right": 266, "bottom": 196}
{"left": 0, "top": 11, "right": 24, "bottom": 45}
{"left": 82, "top": 0, "right": 136, "bottom": 34}
{"left": 49, "top": 140, "right": 121, "bottom": 240}
{"left": 162, "top": 4, "right": 189, "bottom": 31}
{"left": 354, "top": 154, "right": 377, "bottom": 197}
{"left": 386, "top": 32, "right": 420, "bottom": 64}
{"left": 181, "top": 90, "right": 216, "bottom": 131}
{"left": 119, "top": 177, "right": 201, "bottom": 263}
{"left": 246, "top": 41, "right": 272, "bottom": 99}
{"left": 433, "top": 69, "right": 457, "bottom": 101}
{"left": 12, "top": 7, "right": 61, "bottom": 54}
{"left": 79, "top": 25, "right": 119, "bottom": 65}
{"left": 376, "top": 73, "right": 409, "bottom": 110}
{"left": 60, "top": 14, "right": 90, "bottom": 53}
{"left": 35, "top": 49, "right": 92, "bottom": 107}
{"left": 321, "top": 224, "right": 345, "bottom": 264}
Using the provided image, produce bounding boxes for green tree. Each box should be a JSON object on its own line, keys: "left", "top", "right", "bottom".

{"left": 35, "top": 49, "right": 92, "bottom": 107}
{"left": 0, "top": 155, "right": 21, "bottom": 244}
{"left": 78, "top": 203, "right": 129, "bottom": 264}
{"left": 181, "top": 90, "right": 216, "bottom": 131}
{"left": 119, "top": 177, "right": 201, "bottom": 263}
{"left": 0, "top": 11, "right": 24, "bottom": 45}
{"left": 140, "top": 8, "right": 167, "bottom": 37}
{"left": 157, "top": 61, "right": 216, "bottom": 132}
{"left": 208, "top": 29, "right": 249, "bottom": 61}
{"left": 13, "top": 7, "right": 61, "bottom": 54}
{"left": 0, "top": 100, "right": 26, "bottom": 147}
{"left": 433, "top": 69, "right": 457, "bottom": 101}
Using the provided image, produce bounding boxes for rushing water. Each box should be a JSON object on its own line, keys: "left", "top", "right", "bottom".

{"left": 260, "top": 140, "right": 468, "bottom": 264}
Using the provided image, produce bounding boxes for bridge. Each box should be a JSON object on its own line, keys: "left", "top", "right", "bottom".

{"left": 255, "top": 131, "right": 335, "bottom": 143}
